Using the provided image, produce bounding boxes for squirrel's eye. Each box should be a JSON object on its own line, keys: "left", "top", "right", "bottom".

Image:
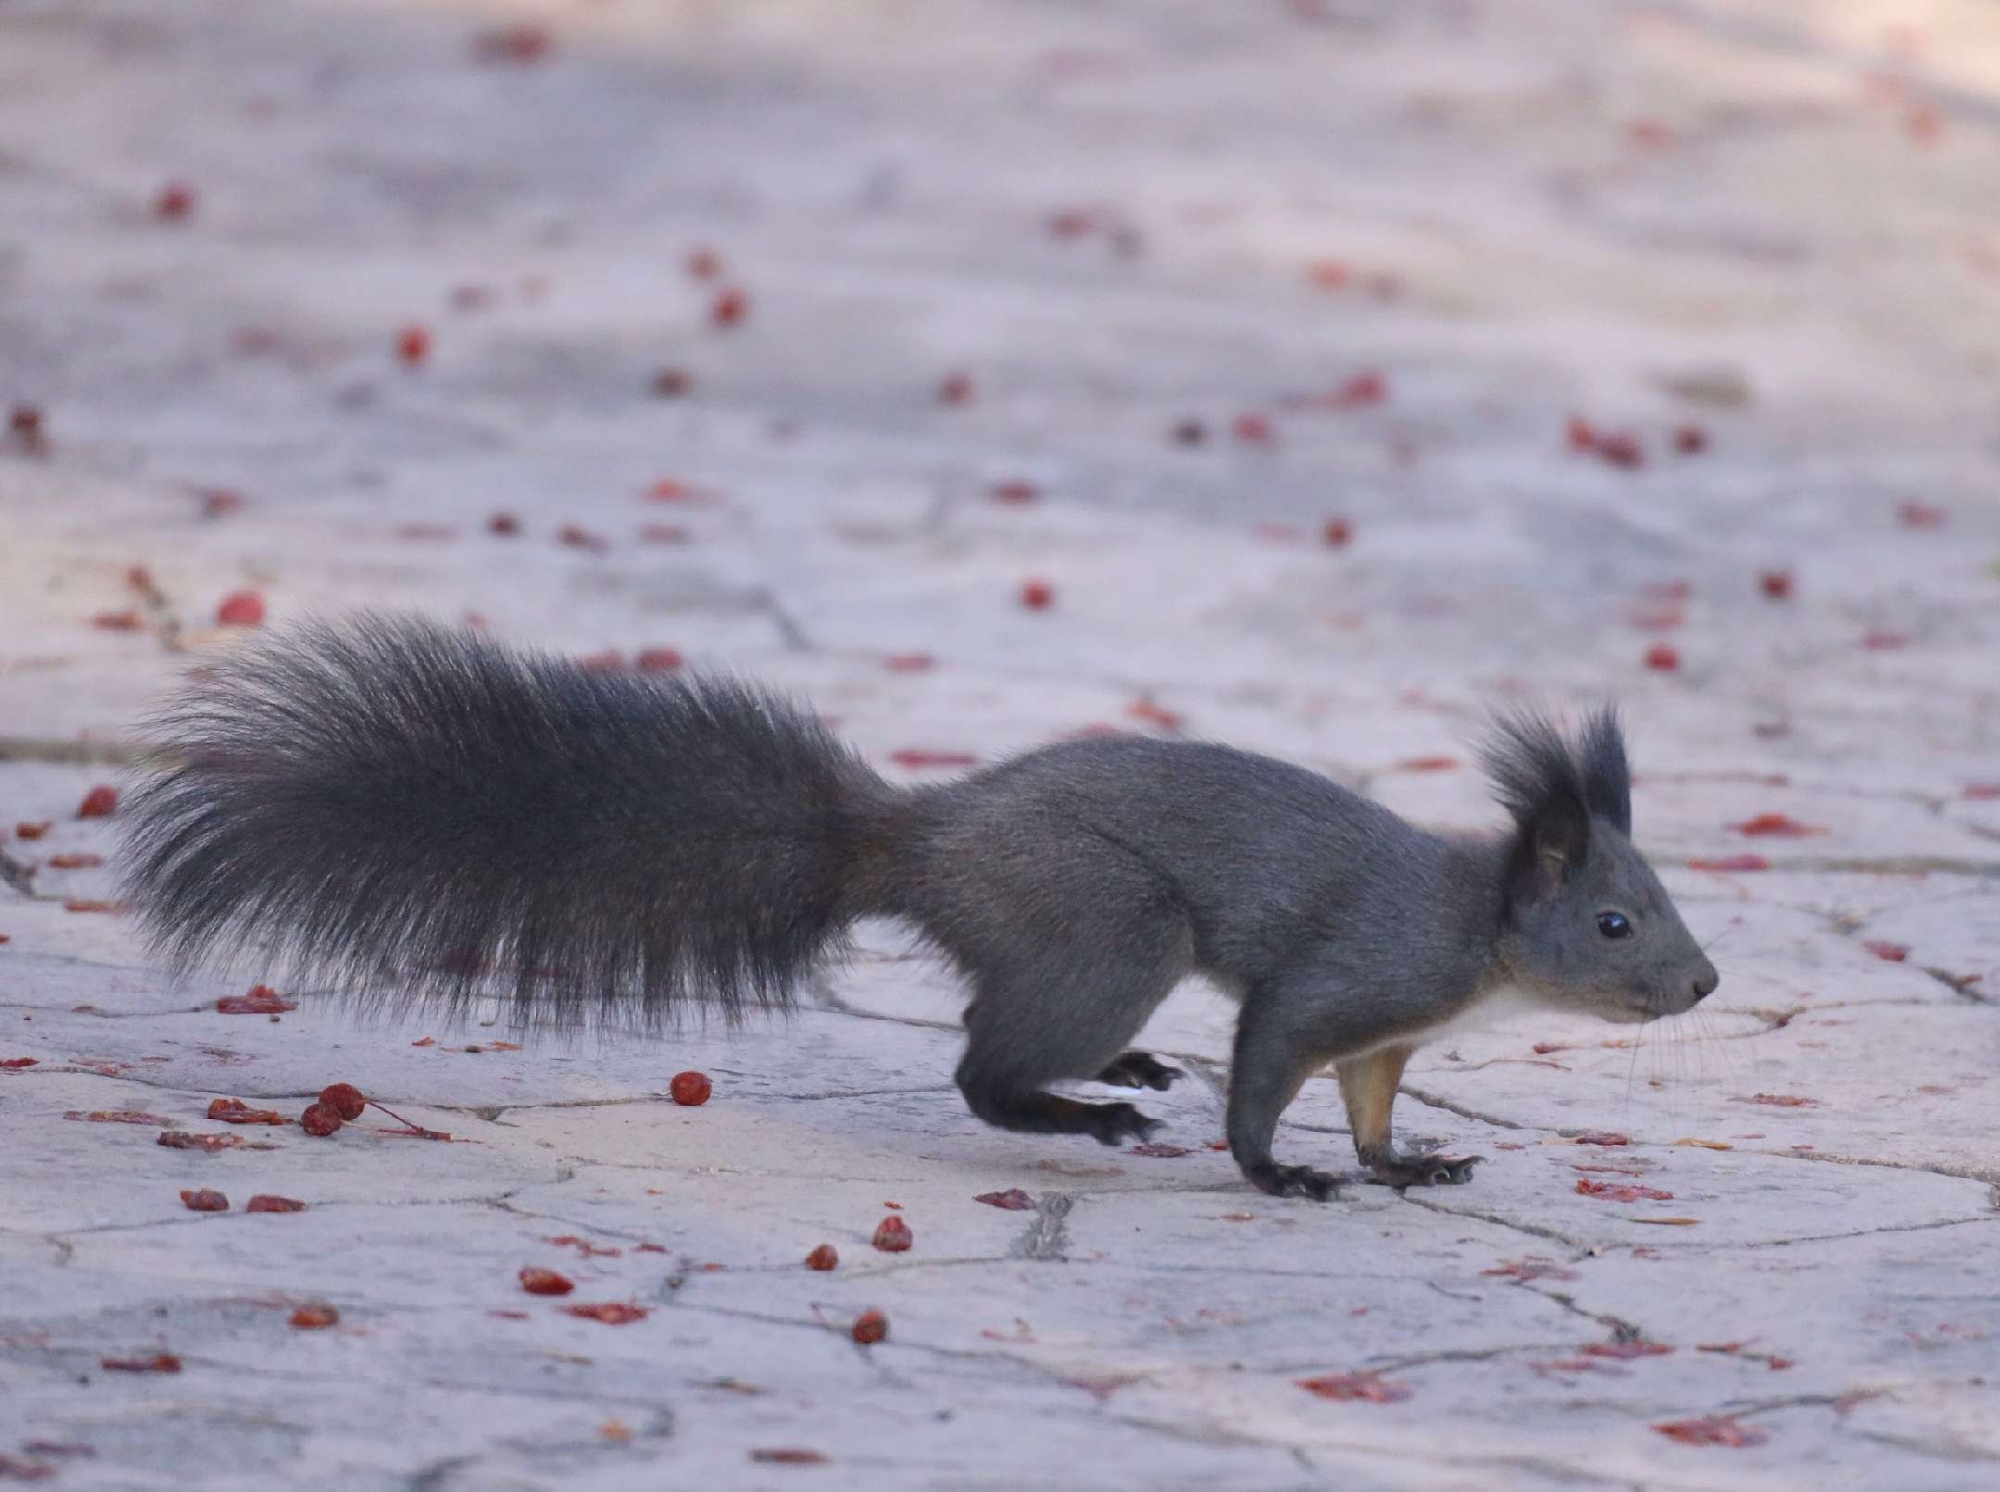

{"left": 1597, "top": 912, "right": 1632, "bottom": 940}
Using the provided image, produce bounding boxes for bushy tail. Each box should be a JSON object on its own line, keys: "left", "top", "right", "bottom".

{"left": 119, "top": 614, "right": 901, "bottom": 1027}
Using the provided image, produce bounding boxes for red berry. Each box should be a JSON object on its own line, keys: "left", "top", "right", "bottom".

{"left": 871, "top": 1216, "right": 912, "bottom": 1253}
{"left": 805, "top": 1244, "right": 839, "bottom": 1271}
{"left": 489, "top": 512, "right": 520, "bottom": 536}
{"left": 1644, "top": 643, "right": 1680, "bottom": 672}
{"left": 1759, "top": 568, "right": 1793, "bottom": 600}
{"left": 318, "top": 1083, "right": 367, "bottom": 1121}
{"left": 300, "top": 1102, "right": 343, "bottom": 1137}
{"left": 155, "top": 183, "right": 197, "bottom": 221}
{"left": 669, "top": 1070, "right": 711, "bottom": 1106}
{"left": 396, "top": 325, "right": 431, "bottom": 366}
{"left": 685, "top": 248, "right": 722, "bottom": 280}
{"left": 851, "top": 1308, "right": 889, "bottom": 1344}
{"left": 1596, "top": 432, "right": 1644, "bottom": 469}
{"left": 519, "top": 1267, "right": 575, "bottom": 1296}
{"left": 1322, "top": 518, "right": 1353, "bottom": 548}
{"left": 216, "top": 590, "right": 265, "bottom": 627}
{"left": 711, "top": 287, "right": 748, "bottom": 328}
{"left": 1673, "top": 424, "right": 1709, "bottom": 455}
{"left": 938, "top": 372, "right": 974, "bottom": 405}
{"left": 1306, "top": 259, "right": 1351, "bottom": 292}
{"left": 1018, "top": 579, "right": 1055, "bottom": 611}
{"left": 76, "top": 785, "right": 118, "bottom": 819}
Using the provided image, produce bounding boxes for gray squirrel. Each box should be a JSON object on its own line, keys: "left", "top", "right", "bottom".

{"left": 120, "top": 615, "right": 1719, "bottom": 1200}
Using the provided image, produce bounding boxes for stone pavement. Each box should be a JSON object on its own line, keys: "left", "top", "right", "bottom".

{"left": 3, "top": 1, "right": 1999, "bottom": 1487}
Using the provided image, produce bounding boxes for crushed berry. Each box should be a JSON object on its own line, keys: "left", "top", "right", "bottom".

{"left": 246, "top": 1195, "right": 307, "bottom": 1213}
{"left": 289, "top": 1304, "right": 340, "bottom": 1329}
{"left": 519, "top": 1267, "right": 576, "bottom": 1296}
{"left": 216, "top": 591, "right": 265, "bottom": 627}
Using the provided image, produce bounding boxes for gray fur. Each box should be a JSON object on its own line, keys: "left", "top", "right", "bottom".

{"left": 119, "top": 616, "right": 1717, "bottom": 1199}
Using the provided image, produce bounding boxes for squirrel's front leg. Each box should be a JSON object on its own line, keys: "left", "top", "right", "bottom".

{"left": 1336, "top": 1045, "right": 1481, "bottom": 1188}
{"left": 1226, "top": 1004, "right": 1343, "bottom": 1201}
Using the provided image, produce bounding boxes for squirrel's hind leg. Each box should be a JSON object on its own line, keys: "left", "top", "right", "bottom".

{"left": 952, "top": 898, "right": 1191, "bottom": 1150}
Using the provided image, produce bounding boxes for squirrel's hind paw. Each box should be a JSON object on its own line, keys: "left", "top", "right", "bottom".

{"left": 1082, "top": 1101, "right": 1160, "bottom": 1146}
{"left": 1243, "top": 1163, "right": 1342, "bottom": 1202}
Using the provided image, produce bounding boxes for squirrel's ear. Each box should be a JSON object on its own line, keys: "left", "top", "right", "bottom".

{"left": 1508, "top": 792, "right": 1592, "bottom": 903}
{"left": 1482, "top": 709, "right": 1593, "bottom": 904}
{"left": 1577, "top": 706, "right": 1631, "bottom": 835}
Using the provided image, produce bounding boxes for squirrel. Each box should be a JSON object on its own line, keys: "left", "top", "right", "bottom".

{"left": 120, "top": 615, "right": 1719, "bottom": 1201}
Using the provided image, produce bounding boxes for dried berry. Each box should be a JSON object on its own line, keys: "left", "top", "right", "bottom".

{"left": 652, "top": 368, "right": 693, "bottom": 397}
{"left": 1019, "top": 579, "right": 1055, "bottom": 611}
{"left": 990, "top": 479, "right": 1039, "bottom": 504}
{"left": 884, "top": 653, "right": 934, "bottom": 672}
{"left": 635, "top": 648, "right": 683, "bottom": 673}
{"left": 1170, "top": 418, "right": 1207, "bottom": 446}
{"left": 1688, "top": 854, "right": 1771, "bottom": 872}
{"left": 318, "top": 1083, "right": 367, "bottom": 1120}
{"left": 1575, "top": 1179, "right": 1674, "bottom": 1202}
{"left": 46, "top": 853, "right": 104, "bottom": 869}
{"left": 1758, "top": 568, "right": 1793, "bottom": 600}
{"left": 101, "top": 1354, "right": 180, "bottom": 1373}
{"left": 207, "top": 1098, "right": 288, "bottom": 1125}
{"left": 473, "top": 23, "right": 553, "bottom": 64}
{"left": 974, "top": 1189, "right": 1035, "bottom": 1211}
{"left": 1597, "top": 432, "right": 1644, "bottom": 469}
{"left": 396, "top": 325, "right": 431, "bottom": 366}
{"left": 1730, "top": 813, "right": 1823, "bottom": 838}
{"left": 92, "top": 610, "right": 143, "bottom": 632}
{"left": 685, "top": 248, "right": 722, "bottom": 280}
{"left": 711, "top": 287, "right": 748, "bottom": 328}
{"left": 888, "top": 749, "right": 977, "bottom": 770}
{"left": 564, "top": 1303, "right": 649, "bottom": 1325}
{"left": 1652, "top": 1416, "right": 1768, "bottom": 1448}
{"left": 754, "top": 1448, "right": 831, "bottom": 1465}
{"left": 1673, "top": 424, "right": 1709, "bottom": 455}
{"left": 1644, "top": 643, "right": 1680, "bottom": 672}
{"left": 10, "top": 403, "right": 47, "bottom": 453}
{"left": 76, "top": 786, "right": 118, "bottom": 819}
{"left": 488, "top": 512, "right": 521, "bottom": 536}
{"left": 1232, "top": 412, "right": 1274, "bottom": 444}
{"left": 16, "top": 822, "right": 51, "bottom": 840}
{"left": 804, "top": 1244, "right": 839, "bottom": 1271}
{"left": 289, "top": 1304, "right": 340, "bottom": 1330}
{"left": 938, "top": 372, "right": 974, "bottom": 405}
{"left": 1322, "top": 518, "right": 1353, "bottom": 548}
{"left": 180, "top": 1189, "right": 229, "bottom": 1212}
{"left": 1129, "top": 1142, "right": 1190, "bottom": 1158}
{"left": 519, "top": 1267, "right": 576, "bottom": 1296}
{"left": 872, "top": 1216, "right": 913, "bottom": 1253}
{"left": 851, "top": 1309, "right": 889, "bottom": 1344}
{"left": 1296, "top": 1371, "right": 1412, "bottom": 1403}
{"left": 1863, "top": 940, "right": 1910, "bottom": 962}
{"left": 200, "top": 488, "right": 245, "bottom": 519}
{"left": 246, "top": 1195, "right": 307, "bottom": 1213}
{"left": 2, "top": 1058, "right": 38, "bottom": 1069}
{"left": 216, "top": 590, "right": 265, "bottom": 627}
{"left": 300, "top": 1103, "right": 343, "bottom": 1137}
{"left": 669, "top": 1070, "right": 711, "bottom": 1106}
{"left": 217, "top": 986, "right": 294, "bottom": 1015}
{"left": 155, "top": 182, "right": 197, "bottom": 221}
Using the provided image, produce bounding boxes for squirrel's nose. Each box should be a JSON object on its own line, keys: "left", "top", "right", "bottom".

{"left": 1691, "top": 963, "right": 1719, "bottom": 1001}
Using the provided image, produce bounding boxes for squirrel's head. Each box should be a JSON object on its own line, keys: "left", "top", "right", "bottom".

{"left": 1482, "top": 708, "right": 1717, "bottom": 1023}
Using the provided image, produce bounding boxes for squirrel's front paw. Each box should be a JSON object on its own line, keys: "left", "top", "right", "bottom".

{"left": 1365, "top": 1153, "right": 1482, "bottom": 1189}
{"left": 1244, "top": 1163, "right": 1342, "bottom": 1202}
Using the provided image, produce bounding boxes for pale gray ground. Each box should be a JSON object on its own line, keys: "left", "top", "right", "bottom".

{"left": 3, "top": 1, "right": 2000, "bottom": 1488}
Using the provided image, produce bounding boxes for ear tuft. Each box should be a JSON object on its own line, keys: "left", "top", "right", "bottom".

{"left": 1480, "top": 710, "right": 1592, "bottom": 896}
{"left": 1576, "top": 706, "right": 1631, "bottom": 835}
